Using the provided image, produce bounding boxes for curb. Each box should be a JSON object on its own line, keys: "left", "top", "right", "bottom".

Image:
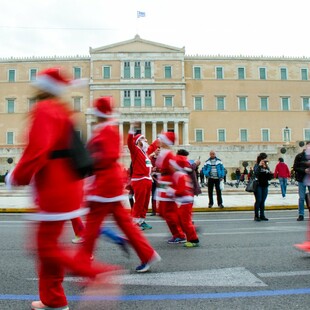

{"left": 0, "top": 206, "right": 298, "bottom": 214}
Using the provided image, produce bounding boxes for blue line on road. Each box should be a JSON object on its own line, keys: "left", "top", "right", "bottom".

{"left": 1, "top": 288, "right": 310, "bottom": 301}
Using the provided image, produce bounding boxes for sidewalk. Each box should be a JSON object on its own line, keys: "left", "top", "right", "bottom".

{"left": 0, "top": 184, "right": 299, "bottom": 213}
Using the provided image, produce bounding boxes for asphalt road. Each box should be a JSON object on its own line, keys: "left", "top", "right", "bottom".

{"left": 0, "top": 210, "right": 309, "bottom": 309}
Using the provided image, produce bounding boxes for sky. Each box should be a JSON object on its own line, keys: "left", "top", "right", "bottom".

{"left": 1, "top": 0, "right": 310, "bottom": 58}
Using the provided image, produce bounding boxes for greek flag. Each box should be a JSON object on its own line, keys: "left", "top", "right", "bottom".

{"left": 137, "top": 11, "right": 146, "bottom": 18}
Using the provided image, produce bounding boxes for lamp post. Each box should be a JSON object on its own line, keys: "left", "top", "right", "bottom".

{"left": 284, "top": 126, "right": 290, "bottom": 144}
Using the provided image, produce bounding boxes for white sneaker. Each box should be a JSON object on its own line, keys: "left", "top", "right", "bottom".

{"left": 71, "top": 236, "right": 85, "bottom": 244}
{"left": 135, "top": 251, "right": 161, "bottom": 273}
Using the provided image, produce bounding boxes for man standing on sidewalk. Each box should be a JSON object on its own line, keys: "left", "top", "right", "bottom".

{"left": 274, "top": 157, "right": 290, "bottom": 198}
{"left": 203, "top": 150, "right": 225, "bottom": 208}
{"left": 293, "top": 141, "right": 310, "bottom": 221}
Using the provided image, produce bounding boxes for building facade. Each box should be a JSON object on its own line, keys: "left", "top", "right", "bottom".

{"left": 1, "top": 35, "right": 309, "bottom": 176}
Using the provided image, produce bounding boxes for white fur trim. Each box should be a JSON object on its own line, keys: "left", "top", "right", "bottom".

{"left": 86, "top": 194, "right": 127, "bottom": 203}
{"left": 93, "top": 107, "right": 119, "bottom": 119}
{"left": 32, "top": 75, "right": 68, "bottom": 96}
{"left": 23, "top": 208, "right": 89, "bottom": 221}
{"left": 135, "top": 135, "right": 145, "bottom": 145}
{"left": 158, "top": 134, "right": 173, "bottom": 146}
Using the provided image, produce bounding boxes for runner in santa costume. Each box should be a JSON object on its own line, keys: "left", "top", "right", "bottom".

{"left": 77, "top": 97, "right": 160, "bottom": 272}
{"left": 169, "top": 155, "right": 200, "bottom": 247}
{"left": 127, "top": 124, "right": 153, "bottom": 230}
{"left": 5, "top": 68, "right": 119, "bottom": 310}
{"left": 155, "top": 132, "right": 186, "bottom": 244}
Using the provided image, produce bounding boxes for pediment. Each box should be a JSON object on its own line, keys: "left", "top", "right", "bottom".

{"left": 90, "top": 35, "right": 185, "bottom": 54}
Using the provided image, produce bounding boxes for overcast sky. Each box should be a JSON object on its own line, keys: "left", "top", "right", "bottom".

{"left": 1, "top": 0, "right": 309, "bottom": 58}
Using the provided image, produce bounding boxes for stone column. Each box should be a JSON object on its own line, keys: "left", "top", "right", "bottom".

{"left": 163, "top": 121, "right": 168, "bottom": 132}
{"left": 152, "top": 122, "right": 157, "bottom": 141}
{"left": 183, "top": 120, "right": 189, "bottom": 145}
{"left": 174, "top": 121, "right": 179, "bottom": 146}
{"left": 141, "top": 121, "right": 146, "bottom": 135}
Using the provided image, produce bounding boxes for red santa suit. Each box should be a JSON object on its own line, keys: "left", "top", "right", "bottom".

{"left": 170, "top": 155, "right": 199, "bottom": 244}
{"left": 78, "top": 97, "right": 158, "bottom": 271}
{"left": 6, "top": 68, "right": 116, "bottom": 309}
{"left": 127, "top": 130, "right": 152, "bottom": 225}
{"left": 155, "top": 135, "right": 186, "bottom": 242}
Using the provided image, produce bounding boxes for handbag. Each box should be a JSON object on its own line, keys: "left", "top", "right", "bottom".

{"left": 245, "top": 177, "right": 258, "bottom": 192}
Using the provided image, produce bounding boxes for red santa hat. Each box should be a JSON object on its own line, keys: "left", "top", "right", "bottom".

{"left": 170, "top": 155, "right": 192, "bottom": 173}
{"left": 155, "top": 149, "right": 175, "bottom": 173}
{"left": 134, "top": 134, "right": 145, "bottom": 145}
{"left": 93, "top": 96, "right": 117, "bottom": 118}
{"left": 32, "top": 67, "right": 87, "bottom": 96}
{"left": 158, "top": 132, "right": 176, "bottom": 146}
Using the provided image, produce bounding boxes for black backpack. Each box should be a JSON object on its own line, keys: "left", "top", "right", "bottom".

{"left": 50, "top": 126, "right": 93, "bottom": 179}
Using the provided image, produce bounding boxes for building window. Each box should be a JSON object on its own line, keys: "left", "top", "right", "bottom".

{"left": 123, "top": 90, "right": 131, "bottom": 107}
{"left": 124, "top": 61, "right": 130, "bottom": 79}
{"left": 281, "top": 97, "right": 290, "bottom": 111}
{"left": 103, "top": 66, "right": 111, "bottom": 79}
{"left": 134, "top": 90, "right": 141, "bottom": 107}
{"left": 280, "top": 67, "right": 288, "bottom": 80}
{"left": 8, "top": 69, "right": 16, "bottom": 82}
{"left": 283, "top": 127, "right": 291, "bottom": 142}
{"left": 216, "top": 96, "right": 225, "bottom": 110}
{"left": 194, "top": 96, "right": 203, "bottom": 110}
{"left": 195, "top": 129, "right": 203, "bottom": 142}
{"left": 73, "top": 67, "right": 81, "bottom": 79}
{"left": 164, "top": 66, "right": 172, "bottom": 79}
{"left": 7, "top": 99, "right": 15, "bottom": 113}
{"left": 260, "top": 97, "right": 269, "bottom": 111}
{"left": 73, "top": 97, "right": 81, "bottom": 111}
{"left": 302, "top": 97, "right": 310, "bottom": 111}
{"left": 145, "top": 90, "right": 152, "bottom": 107}
{"left": 145, "top": 61, "right": 151, "bottom": 78}
{"left": 240, "top": 129, "right": 248, "bottom": 142}
{"left": 216, "top": 67, "right": 223, "bottom": 79}
{"left": 193, "top": 66, "right": 201, "bottom": 79}
{"left": 29, "top": 69, "right": 37, "bottom": 81}
{"left": 7, "top": 132, "right": 14, "bottom": 145}
{"left": 259, "top": 67, "right": 267, "bottom": 80}
{"left": 304, "top": 129, "right": 310, "bottom": 141}
{"left": 218, "top": 129, "right": 226, "bottom": 142}
{"left": 301, "top": 68, "right": 308, "bottom": 80}
{"left": 238, "top": 97, "right": 247, "bottom": 111}
{"left": 28, "top": 98, "right": 37, "bottom": 111}
{"left": 238, "top": 67, "right": 245, "bottom": 79}
{"left": 261, "top": 129, "right": 270, "bottom": 142}
{"left": 164, "top": 96, "right": 173, "bottom": 107}
{"left": 134, "top": 62, "right": 141, "bottom": 79}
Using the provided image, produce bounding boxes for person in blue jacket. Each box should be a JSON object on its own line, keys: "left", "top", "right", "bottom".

{"left": 203, "top": 150, "right": 225, "bottom": 208}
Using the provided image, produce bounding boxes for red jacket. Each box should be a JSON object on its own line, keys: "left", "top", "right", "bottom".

{"left": 12, "top": 99, "right": 84, "bottom": 218}
{"left": 274, "top": 162, "right": 290, "bottom": 179}
{"left": 127, "top": 132, "right": 152, "bottom": 181}
{"left": 86, "top": 121, "right": 126, "bottom": 202}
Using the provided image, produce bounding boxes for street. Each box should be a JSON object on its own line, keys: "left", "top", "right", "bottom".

{"left": 0, "top": 210, "right": 309, "bottom": 309}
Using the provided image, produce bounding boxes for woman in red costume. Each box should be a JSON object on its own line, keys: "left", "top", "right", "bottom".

{"left": 6, "top": 68, "right": 118, "bottom": 310}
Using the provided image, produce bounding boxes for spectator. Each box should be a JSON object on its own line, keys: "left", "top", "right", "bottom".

{"left": 274, "top": 157, "right": 291, "bottom": 198}
{"left": 202, "top": 150, "right": 225, "bottom": 208}
{"left": 248, "top": 167, "right": 254, "bottom": 180}
{"left": 253, "top": 152, "right": 274, "bottom": 221}
{"left": 235, "top": 168, "right": 241, "bottom": 185}
{"left": 293, "top": 141, "right": 310, "bottom": 221}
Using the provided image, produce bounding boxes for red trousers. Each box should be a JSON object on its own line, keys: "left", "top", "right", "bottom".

{"left": 78, "top": 201, "right": 156, "bottom": 264}
{"left": 71, "top": 217, "right": 85, "bottom": 236}
{"left": 36, "top": 221, "right": 113, "bottom": 308}
{"left": 158, "top": 200, "right": 185, "bottom": 239}
{"left": 178, "top": 203, "right": 199, "bottom": 242}
{"left": 131, "top": 179, "right": 152, "bottom": 220}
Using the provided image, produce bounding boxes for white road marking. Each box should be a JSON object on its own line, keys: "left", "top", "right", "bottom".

{"left": 27, "top": 267, "right": 267, "bottom": 287}
{"left": 258, "top": 270, "right": 310, "bottom": 277}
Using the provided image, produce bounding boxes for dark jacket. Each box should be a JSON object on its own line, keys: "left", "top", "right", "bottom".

{"left": 254, "top": 163, "right": 273, "bottom": 187}
{"left": 293, "top": 150, "right": 307, "bottom": 182}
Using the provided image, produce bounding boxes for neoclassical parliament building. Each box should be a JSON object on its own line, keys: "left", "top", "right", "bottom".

{"left": 0, "top": 35, "right": 309, "bottom": 175}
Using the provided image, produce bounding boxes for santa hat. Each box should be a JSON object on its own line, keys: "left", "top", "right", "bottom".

{"left": 134, "top": 134, "right": 145, "bottom": 145}
{"left": 158, "top": 132, "right": 176, "bottom": 146}
{"left": 155, "top": 149, "right": 175, "bottom": 173}
{"left": 93, "top": 97, "right": 117, "bottom": 118}
{"left": 32, "top": 67, "right": 87, "bottom": 96}
{"left": 170, "top": 155, "right": 192, "bottom": 173}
